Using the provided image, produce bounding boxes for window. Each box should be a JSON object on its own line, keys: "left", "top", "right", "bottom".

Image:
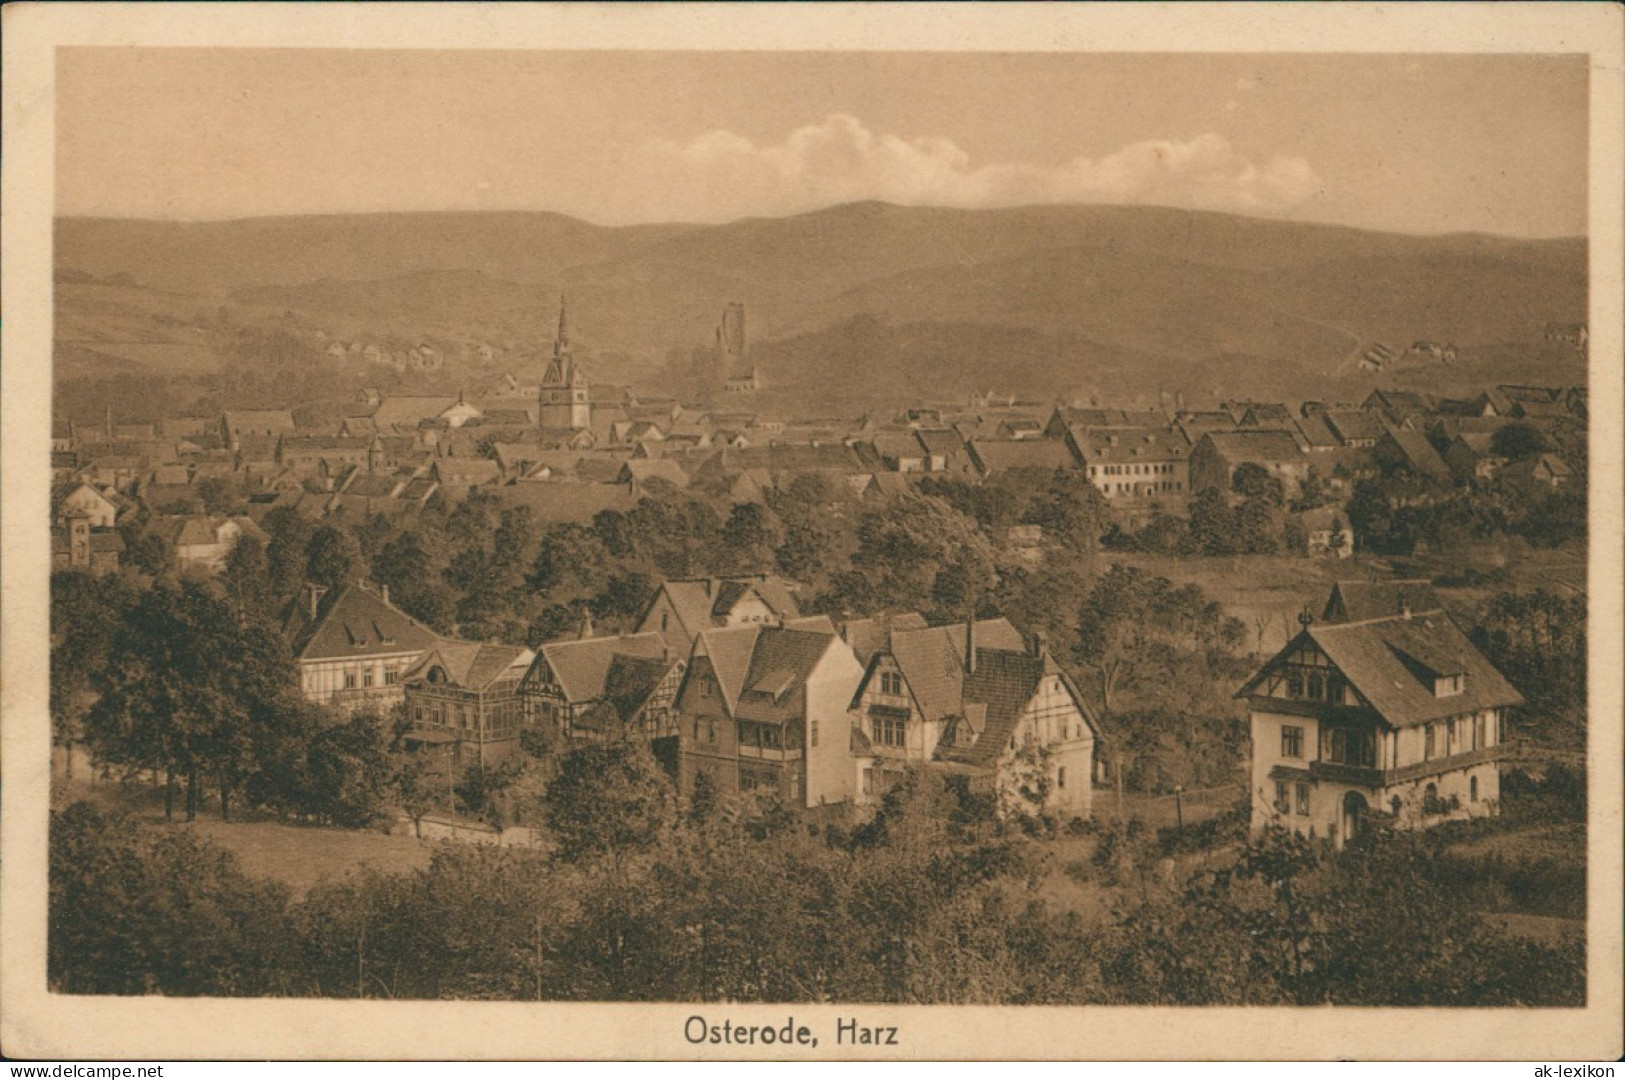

{"left": 661, "top": 612, "right": 669, "bottom": 631}
{"left": 384, "top": 669, "right": 398, "bottom": 685}
{"left": 879, "top": 672, "right": 903, "bottom": 696}
{"left": 344, "top": 671, "right": 357, "bottom": 689}
{"left": 1294, "top": 782, "right": 1310, "bottom": 817}
{"left": 1057, "top": 767, "right": 1067, "bottom": 790}
{"left": 762, "top": 725, "right": 781, "bottom": 750}
{"left": 1281, "top": 725, "right": 1303, "bottom": 759}
{"left": 363, "top": 668, "right": 375, "bottom": 688}
{"left": 1273, "top": 782, "right": 1290, "bottom": 815}
{"left": 872, "top": 715, "right": 906, "bottom": 747}
{"left": 1424, "top": 724, "right": 1436, "bottom": 760}
{"left": 811, "top": 720, "right": 818, "bottom": 748}
{"left": 1473, "top": 713, "right": 1486, "bottom": 750}
{"left": 1470, "top": 776, "right": 1480, "bottom": 802}
{"left": 861, "top": 767, "right": 874, "bottom": 797}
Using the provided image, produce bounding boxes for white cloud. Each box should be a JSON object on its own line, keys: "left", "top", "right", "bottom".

{"left": 608, "top": 114, "right": 1320, "bottom": 222}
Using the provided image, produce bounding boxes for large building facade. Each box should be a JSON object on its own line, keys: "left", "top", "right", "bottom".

{"left": 1238, "top": 587, "right": 1523, "bottom": 845}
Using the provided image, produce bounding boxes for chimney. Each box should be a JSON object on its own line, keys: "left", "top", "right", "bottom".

{"left": 964, "top": 614, "right": 977, "bottom": 675}
{"left": 1398, "top": 592, "right": 1412, "bottom": 620}
{"left": 305, "top": 583, "right": 327, "bottom": 620}
{"left": 579, "top": 610, "right": 595, "bottom": 640}
{"left": 1029, "top": 630, "right": 1048, "bottom": 658}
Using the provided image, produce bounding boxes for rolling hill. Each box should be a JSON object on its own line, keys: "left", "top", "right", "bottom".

{"left": 54, "top": 202, "right": 1587, "bottom": 410}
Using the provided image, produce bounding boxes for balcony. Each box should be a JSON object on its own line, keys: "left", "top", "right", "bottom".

{"left": 1302, "top": 744, "right": 1507, "bottom": 789}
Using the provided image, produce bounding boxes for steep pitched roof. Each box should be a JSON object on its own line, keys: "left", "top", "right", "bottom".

{"left": 1068, "top": 425, "right": 1191, "bottom": 464}
{"left": 1322, "top": 579, "right": 1441, "bottom": 623}
{"left": 1304, "top": 614, "right": 1522, "bottom": 727}
{"left": 884, "top": 618, "right": 1025, "bottom": 723}
{"left": 283, "top": 583, "right": 444, "bottom": 661}
{"left": 406, "top": 641, "right": 534, "bottom": 692}
{"left": 732, "top": 627, "right": 838, "bottom": 724}
{"left": 531, "top": 631, "right": 671, "bottom": 705}
{"left": 1323, "top": 410, "right": 1387, "bottom": 444}
{"left": 650, "top": 575, "right": 802, "bottom": 642}
{"left": 692, "top": 625, "right": 762, "bottom": 714}
{"left": 838, "top": 613, "right": 931, "bottom": 666}
{"left": 1378, "top": 430, "right": 1451, "bottom": 479}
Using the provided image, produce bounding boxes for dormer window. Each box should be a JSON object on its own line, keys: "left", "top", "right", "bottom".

{"left": 1434, "top": 673, "right": 1465, "bottom": 697}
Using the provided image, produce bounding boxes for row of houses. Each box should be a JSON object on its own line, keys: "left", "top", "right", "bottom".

{"left": 280, "top": 574, "right": 1101, "bottom": 817}
{"left": 279, "top": 562, "right": 1528, "bottom": 844}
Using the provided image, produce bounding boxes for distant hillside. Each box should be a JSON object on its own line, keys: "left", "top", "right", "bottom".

{"left": 55, "top": 203, "right": 1587, "bottom": 408}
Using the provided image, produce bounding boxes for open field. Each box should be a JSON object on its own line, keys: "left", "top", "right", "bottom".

{"left": 56, "top": 777, "right": 433, "bottom": 897}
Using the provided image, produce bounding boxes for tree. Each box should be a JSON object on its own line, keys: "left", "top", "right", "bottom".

{"left": 306, "top": 525, "right": 363, "bottom": 590}
{"left": 221, "top": 534, "right": 274, "bottom": 614}
{"left": 1490, "top": 423, "right": 1551, "bottom": 462}
{"left": 543, "top": 743, "right": 675, "bottom": 866}
{"left": 720, "top": 502, "right": 784, "bottom": 573}
{"left": 196, "top": 475, "right": 246, "bottom": 515}
{"left": 50, "top": 802, "right": 296, "bottom": 996}
{"left": 843, "top": 493, "right": 997, "bottom": 616}
{"left": 1187, "top": 488, "right": 1238, "bottom": 556}
{"left": 84, "top": 581, "right": 303, "bottom": 821}
{"left": 1231, "top": 462, "right": 1283, "bottom": 504}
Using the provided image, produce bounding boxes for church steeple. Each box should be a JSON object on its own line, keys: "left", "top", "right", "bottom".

{"left": 538, "top": 294, "right": 591, "bottom": 431}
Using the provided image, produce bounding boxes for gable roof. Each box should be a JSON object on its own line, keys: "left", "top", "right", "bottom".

{"left": 883, "top": 618, "right": 1025, "bottom": 722}
{"left": 648, "top": 575, "right": 802, "bottom": 643}
{"left": 282, "top": 583, "right": 444, "bottom": 661}
{"left": 732, "top": 627, "right": 839, "bottom": 724}
{"left": 1197, "top": 430, "right": 1309, "bottom": 467}
{"left": 531, "top": 631, "right": 672, "bottom": 705}
{"left": 1067, "top": 425, "right": 1191, "bottom": 464}
{"left": 406, "top": 641, "right": 534, "bottom": 692}
{"left": 1322, "top": 579, "right": 1440, "bottom": 623}
{"left": 967, "top": 438, "right": 1076, "bottom": 475}
{"left": 691, "top": 625, "right": 762, "bottom": 714}
{"left": 1377, "top": 430, "right": 1452, "bottom": 479}
{"left": 1323, "top": 410, "right": 1387, "bottom": 444}
{"left": 1260, "top": 614, "right": 1524, "bottom": 727}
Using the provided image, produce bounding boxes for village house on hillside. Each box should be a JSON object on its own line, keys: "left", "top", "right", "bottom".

{"left": 1237, "top": 583, "right": 1523, "bottom": 846}
{"left": 401, "top": 641, "right": 534, "bottom": 769}
{"left": 519, "top": 629, "right": 686, "bottom": 755}
{"left": 849, "top": 616, "right": 1099, "bottom": 817}
{"left": 1061, "top": 425, "right": 1192, "bottom": 503}
{"left": 672, "top": 622, "right": 866, "bottom": 808}
{"left": 1188, "top": 430, "right": 1311, "bottom": 496}
{"left": 280, "top": 582, "right": 443, "bottom": 711}
{"left": 636, "top": 574, "right": 803, "bottom": 648}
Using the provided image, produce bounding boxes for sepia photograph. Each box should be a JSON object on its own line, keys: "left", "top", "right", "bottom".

{"left": 2, "top": 1, "right": 1621, "bottom": 1063}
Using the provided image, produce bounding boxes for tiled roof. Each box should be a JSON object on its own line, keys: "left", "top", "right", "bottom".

{"left": 372, "top": 396, "right": 462, "bottom": 431}
{"left": 838, "top": 613, "right": 930, "bottom": 666}
{"left": 223, "top": 409, "right": 295, "bottom": 433}
{"left": 1068, "top": 425, "right": 1190, "bottom": 463}
{"left": 1323, "top": 580, "right": 1440, "bottom": 623}
{"left": 1301, "top": 614, "right": 1523, "bottom": 727}
{"left": 652, "top": 576, "right": 802, "bottom": 642}
{"left": 1197, "top": 430, "right": 1309, "bottom": 466}
{"left": 406, "top": 641, "right": 533, "bottom": 691}
{"left": 532, "top": 631, "right": 671, "bottom": 705}
{"left": 1294, "top": 414, "right": 1340, "bottom": 449}
{"left": 490, "top": 481, "right": 637, "bottom": 523}
{"left": 283, "top": 583, "right": 443, "bottom": 661}
{"left": 914, "top": 428, "right": 967, "bottom": 457}
{"left": 1378, "top": 430, "right": 1451, "bottom": 479}
{"left": 885, "top": 618, "right": 1024, "bottom": 722}
{"left": 967, "top": 438, "right": 1076, "bottom": 475}
{"left": 1323, "top": 410, "right": 1386, "bottom": 444}
{"left": 600, "top": 653, "right": 677, "bottom": 723}
{"left": 692, "top": 625, "right": 762, "bottom": 714}
{"left": 732, "top": 627, "right": 837, "bottom": 724}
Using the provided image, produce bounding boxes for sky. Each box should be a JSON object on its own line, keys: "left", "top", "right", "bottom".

{"left": 55, "top": 49, "right": 1589, "bottom": 237}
